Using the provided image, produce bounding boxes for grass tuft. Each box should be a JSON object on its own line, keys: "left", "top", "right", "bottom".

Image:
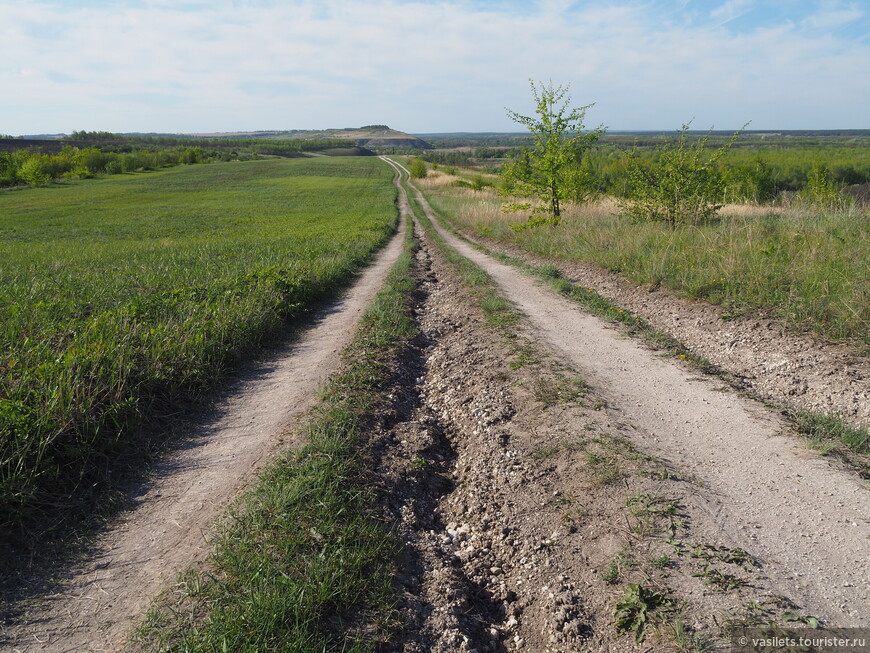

{"left": 790, "top": 410, "right": 870, "bottom": 457}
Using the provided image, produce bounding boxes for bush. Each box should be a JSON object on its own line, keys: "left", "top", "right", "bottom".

{"left": 409, "top": 157, "right": 427, "bottom": 179}
{"left": 620, "top": 123, "right": 742, "bottom": 228}
{"left": 18, "top": 155, "right": 52, "bottom": 186}
{"left": 797, "top": 163, "right": 848, "bottom": 209}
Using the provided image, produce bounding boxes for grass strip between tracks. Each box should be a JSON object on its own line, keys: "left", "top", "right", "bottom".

{"left": 401, "top": 183, "right": 520, "bottom": 331}
{"left": 135, "top": 220, "right": 416, "bottom": 652}
{"left": 415, "top": 181, "right": 870, "bottom": 464}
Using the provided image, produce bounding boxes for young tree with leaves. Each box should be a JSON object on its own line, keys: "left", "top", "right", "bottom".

{"left": 620, "top": 123, "right": 745, "bottom": 228}
{"left": 501, "top": 80, "right": 605, "bottom": 230}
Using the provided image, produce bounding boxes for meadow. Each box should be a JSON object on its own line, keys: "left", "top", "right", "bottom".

{"left": 0, "top": 157, "right": 397, "bottom": 531}
{"left": 418, "top": 171, "right": 870, "bottom": 349}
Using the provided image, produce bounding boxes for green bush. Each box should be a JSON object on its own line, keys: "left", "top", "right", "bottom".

{"left": 409, "top": 156, "right": 427, "bottom": 179}
{"left": 797, "top": 163, "right": 847, "bottom": 209}
{"left": 620, "top": 123, "right": 742, "bottom": 228}
{"left": 17, "top": 155, "right": 52, "bottom": 185}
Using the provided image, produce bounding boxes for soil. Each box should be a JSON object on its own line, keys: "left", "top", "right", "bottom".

{"left": 0, "top": 220, "right": 408, "bottom": 652}
{"left": 3, "top": 160, "right": 868, "bottom": 652}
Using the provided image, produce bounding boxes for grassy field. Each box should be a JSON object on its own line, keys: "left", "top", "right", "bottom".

{"left": 417, "top": 170, "right": 870, "bottom": 349}
{"left": 0, "top": 157, "right": 397, "bottom": 531}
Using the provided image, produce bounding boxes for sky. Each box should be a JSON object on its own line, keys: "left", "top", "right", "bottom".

{"left": 1, "top": 0, "right": 868, "bottom": 134}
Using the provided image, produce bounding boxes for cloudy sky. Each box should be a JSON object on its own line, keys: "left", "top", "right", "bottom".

{"left": 2, "top": 0, "right": 867, "bottom": 135}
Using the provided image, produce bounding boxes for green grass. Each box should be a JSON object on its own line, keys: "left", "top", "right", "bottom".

{"left": 430, "top": 188, "right": 870, "bottom": 349}
{"left": 0, "top": 157, "right": 397, "bottom": 531}
{"left": 135, "top": 206, "right": 417, "bottom": 653}
{"left": 790, "top": 410, "right": 870, "bottom": 459}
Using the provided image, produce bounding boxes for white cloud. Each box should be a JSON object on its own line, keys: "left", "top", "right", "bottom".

{"left": 802, "top": 1, "right": 864, "bottom": 29}
{"left": 0, "top": 0, "right": 867, "bottom": 133}
{"left": 710, "top": 0, "right": 755, "bottom": 24}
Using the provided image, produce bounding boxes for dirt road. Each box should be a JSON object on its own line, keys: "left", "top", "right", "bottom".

{"left": 386, "top": 158, "right": 869, "bottom": 629}
{"left": 1, "top": 218, "right": 407, "bottom": 653}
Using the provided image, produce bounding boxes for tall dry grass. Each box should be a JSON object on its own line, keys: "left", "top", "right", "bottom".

{"left": 427, "top": 184, "right": 870, "bottom": 348}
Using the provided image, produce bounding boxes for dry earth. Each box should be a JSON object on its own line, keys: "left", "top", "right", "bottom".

{"left": 0, "top": 220, "right": 408, "bottom": 652}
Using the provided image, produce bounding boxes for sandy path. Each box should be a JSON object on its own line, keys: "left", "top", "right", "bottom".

{"left": 3, "top": 200, "right": 407, "bottom": 652}
{"left": 387, "top": 159, "right": 870, "bottom": 627}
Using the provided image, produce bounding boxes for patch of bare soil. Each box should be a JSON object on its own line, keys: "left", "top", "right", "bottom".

{"left": 369, "top": 221, "right": 865, "bottom": 653}
{"left": 0, "top": 222, "right": 407, "bottom": 653}
{"left": 465, "top": 231, "right": 869, "bottom": 430}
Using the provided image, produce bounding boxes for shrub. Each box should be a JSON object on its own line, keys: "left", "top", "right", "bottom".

{"left": 17, "top": 155, "right": 52, "bottom": 186}
{"left": 619, "top": 123, "right": 743, "bottom": 228}
{"left": 797, "top": 163, "right": 848, "bottom": 209}
{"left": 409, "top": 157, "right": 427, "bottom": 179}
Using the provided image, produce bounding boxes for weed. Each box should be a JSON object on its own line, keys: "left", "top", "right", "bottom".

{"left": 690, "top": 544, "right": 756, "bottom": 568}
{"left": 692, "top": 565, "right": 747, "bottom": 592}
{"left": 625, "top": 494, "right": 682, "bottom": 538}
{"left": 652, "top": 555, "right": 673, "bottom": 569}
{"left": 529, "top": 444, "right": 561, "bottom": 460}
{"left": 531, "top": 375, "right": 586, "bottom": 406}
{"left": 603, "top": 561, "right": 620, "bottom": 584}
{"left": 671, "top": 616, "right": 718, "bottom": 652}
{"left": 603, "top": 550, "right": 637, "bottom": 584}
{"left": 613, "top": 583, "right": 672, "bottom": 642}
{"left": 510, "top": 350, "right": 540, "bottom": 369}
{"left": 583, "top": 450, "right": 622, "bottom": 486}
{"left": 782, "top": 612, "right": 821, "bottom": 629}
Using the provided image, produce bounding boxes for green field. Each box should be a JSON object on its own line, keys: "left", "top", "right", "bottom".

{"left": 0, "top": 157, "right": 397, "bottom": 530}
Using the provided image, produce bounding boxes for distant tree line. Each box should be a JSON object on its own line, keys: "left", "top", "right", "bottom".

{"left": 0, "top": 134, "right": 363, "bottom": 188}
{"left": 0, "top": 144, "right": 216, "bottom": 187}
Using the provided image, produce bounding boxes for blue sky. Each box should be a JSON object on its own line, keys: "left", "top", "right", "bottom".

{"left": 1, "top": 0, "right": 867, "bottom": 134}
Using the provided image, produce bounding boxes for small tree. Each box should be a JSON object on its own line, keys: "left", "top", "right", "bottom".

{"left": 620, "top": 123, "right": 744, "bottom": 228}
{"left": 409, "top": 157, "right": 427, "bottom": 179}
{"left": 501, "top": 80, "right": 605, "bottom": 229}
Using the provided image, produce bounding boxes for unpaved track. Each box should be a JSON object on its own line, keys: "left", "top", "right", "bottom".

{"left": 388, "top": 159, "right": 870, "bottom": 627}
{"left": 2, "top": 215, "right": 407, "bottom": 652}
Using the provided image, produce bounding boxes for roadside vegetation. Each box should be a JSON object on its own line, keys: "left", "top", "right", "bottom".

{"left": 427, "top": 186, "right": 869, "bottom": 348}
{"left": 0, "top": 157, "right": 397, "bottom": 535}
{"left": 135, "top": 215, "right": 417, "bottom": 653}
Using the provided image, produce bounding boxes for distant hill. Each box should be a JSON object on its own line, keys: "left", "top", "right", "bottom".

{"left": 185, "top": 126, "right": 432, "bottom": 149}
